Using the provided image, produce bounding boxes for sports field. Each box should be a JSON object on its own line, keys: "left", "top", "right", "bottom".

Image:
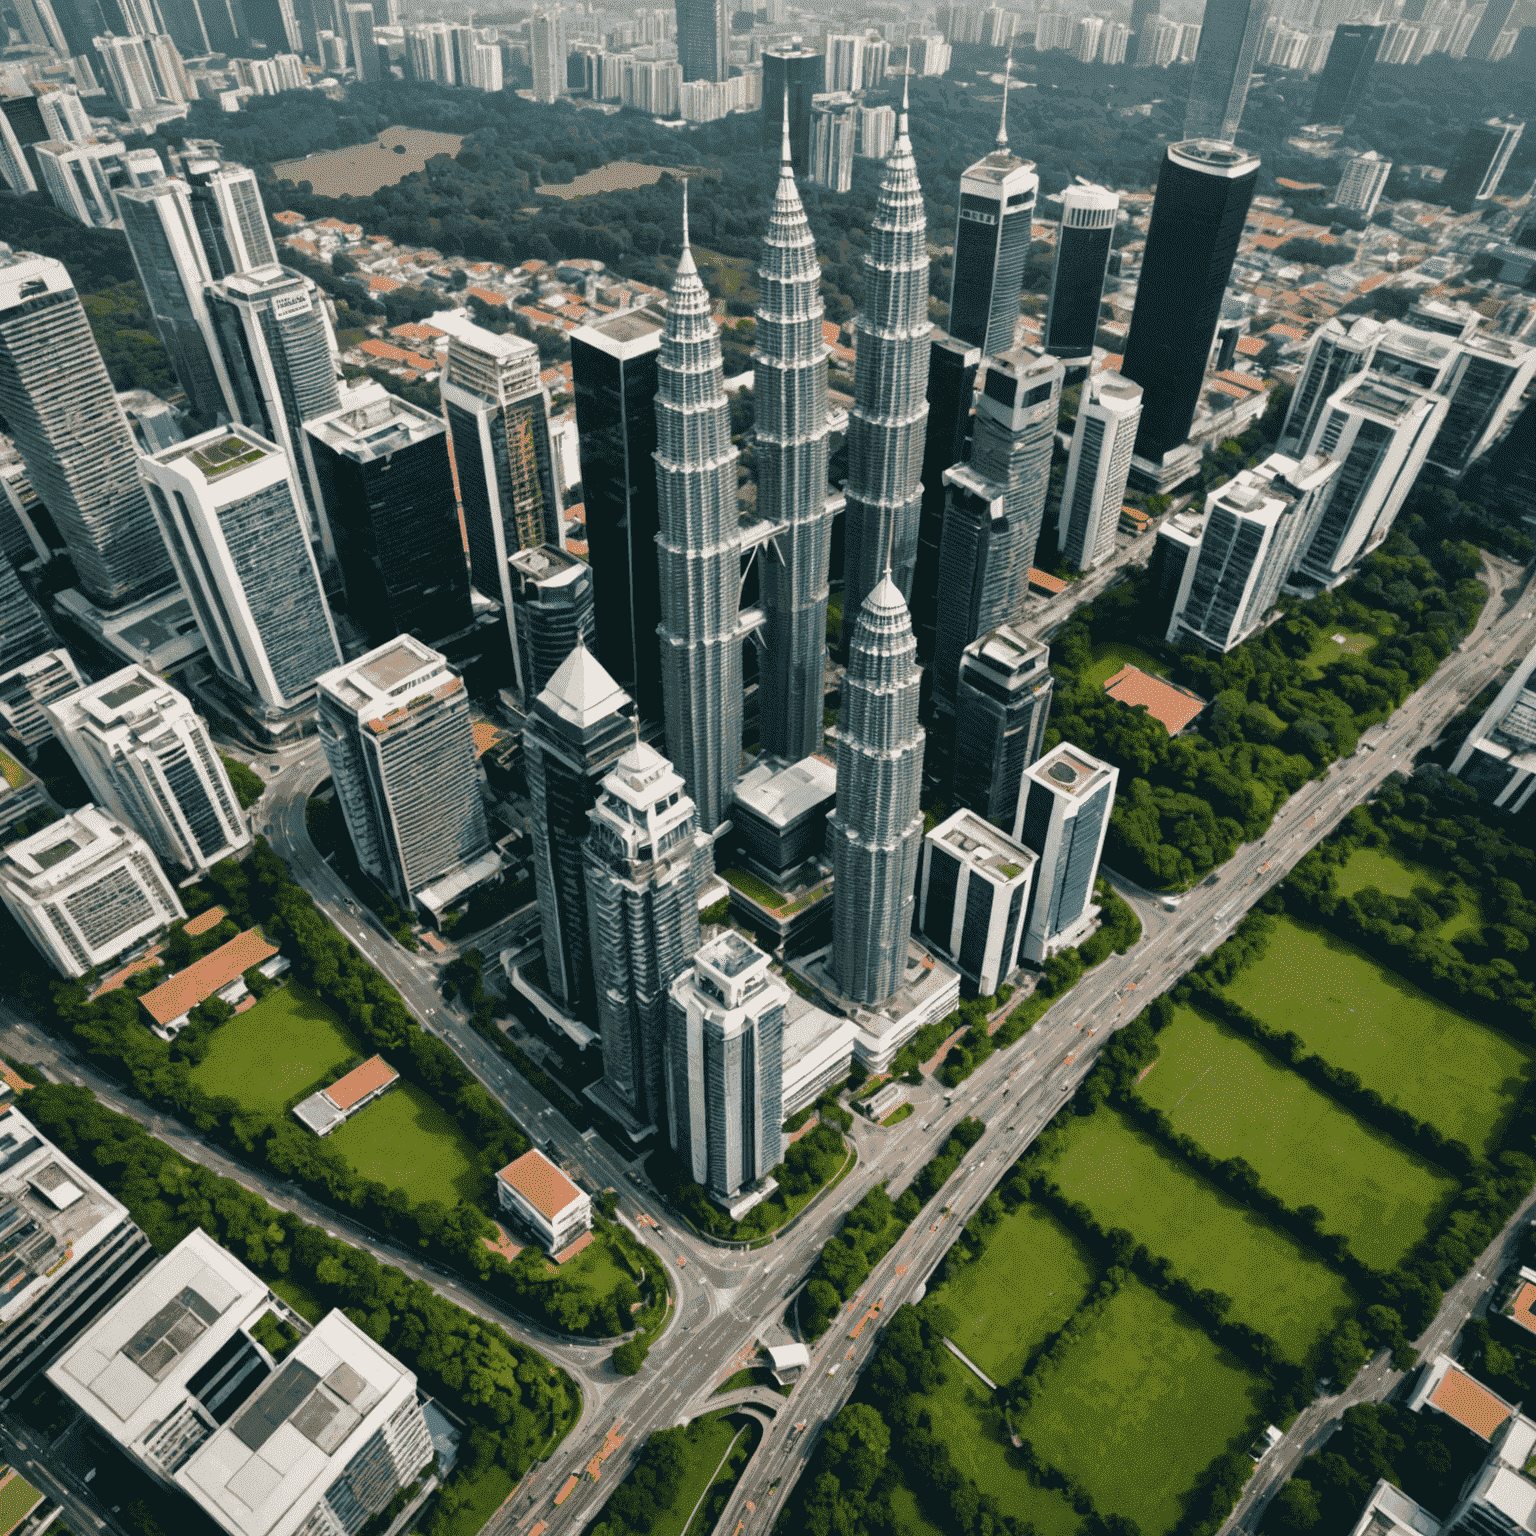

{"left": 1082, "top": 640, "right": 1167, "bottom": 688}
{"left": 1138, "top": 1007, "right": 1458, "bottom": 1270}
{"left": 1043, "top": 1109, "right": 1356, "bottom": 1360}
{"left": 925, "top": 1367, "right": 1083, "bottom": 1536}
{"left": 938, "top": 1203, "right": 1097, "bottom": 1385}
{"left": 1014, "top": 1279, "right": 1262, "bottom": 1536}
{"left": 1225, "top": 916, "right": 1531, "bottom": 1154}
{"left": 327, "top": 1081, "right": 482, "bottom": 1207}
{"left": 189, "top": 984, "right": 358, "bottom": 1114}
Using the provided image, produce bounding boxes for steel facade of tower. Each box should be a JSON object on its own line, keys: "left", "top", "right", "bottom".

{"left": 1044, "top": 183, "right": 1118, "bottom": 361}
{"left": 829, "top": 575, "right": 926, "bottom": 1006}
{"left": 952, "top": 625, "right": 1052, "bottom": 824}
{"left": 841, "top": 87, "right": 932, "bottom": 634}
{"left": 0, "top": 247, "right": 171, "bottom": 607}
{"left": 655, "top": 202, "right": 748, "bottom": 837}
{"left": 585, "top": 740, "right": 706, "bottom": 1127}
{"left": 1120, "top": 141, "right": 1260, "bottom": 462}
{"left": 1181, "top": 0, "right": 1271, "bottom": 142}
{"left": 0, "top": 556, "right": 51, "bottom": 674}
{"left": 1310, "top": 23, "right": 1383, "bottom": 123}
{"left": 755, "top": 118, "right": 833, "bottom": 764}
{"left": 676, "top": 0, "right": 725, "bottom": 81}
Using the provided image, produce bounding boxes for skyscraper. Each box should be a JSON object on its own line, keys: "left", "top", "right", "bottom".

{"left": 949, "top": 61, "right": 1037, "bottom": 361}
{"left": 0, "top": 555, "right": 52, "bottom": 674}
{"left": 1130, "top": 0, "right": 1160, "bottom": 40}
{"left": 1043, "top": 183, "right": 1118, "bottom": 362}
{"left": 755, "top": 110, "right": 833, "bottom": 765}
{"left": 0, "top": 111, "right": 36, "bottom": 197}
{"left": 1310, "top": 23, "right": 1383, "bottom": 123}
{"left": 1181, "top": 0, "right": 1270, "bottom": 142}
{"left": 1428, "top": 332, "right": 1536, "bottom": 477}
{"left": 305, "top": 386, "right": 473, "bottom": 650}
{"left": 842, "top": 80, "right": 931, "bottom": 630}
{"left": 809, "top": 91, "right": 857, "bottom": 193}
{"left": 183, "top": 161, "right": 279, "bottom": 279}
{"left": 117, "top": 180, "right": 237, "bottom": 429}
{"left": 1057, "top": 372, "right": 1143, "bottom": 573}
{"left": 1013, "top": 742, "right": 1117, "bottom": 965}
{"left": 571, "top": 310, "right": 664, "bottom": 722}
{"left": 762, "top": 44, "right": 824, "bottom": 175}
{"left": 1278, "top": 315, "right": 1383, "bottom": 457}
{"left": 1464, "top": 0, "right": 1518, "bottom": 60}
{"left": 508, "top": 544, "right": 596, "bottom": 699}
{"left": 345, "top": 1, "right": 381, "bottom": 79}
{"left": 0, "top": 648, "right": 83, "bottom": 754}
{"left": 1166, "top": 454, "right": 1338, "bottom": 652}
{"left": 968, "top": 345, "right": 1063, "bottom": 582}
{"left": 676, "top": 0, "right": 725, "bottom": 81}
{"left": 655, "top": 193, "right": 747, "bottom": 837}
{"left": 207, "top": 264, "right": 341, "bottom": 555}
{"left": 439, "top": 320, "right": 561, "bottom": 675}
{"left": 531, "top": 7, "right": 566, "bottom": 102}
{"left": 1120, "top": 141, "right": 1260, "bottom": 462}
{"left": 1334, "top": 151, "right": 1392, "bottom": 217}
{"left": 1294, "top": 371, "right": 1448, "bottom": 586}
{"left": 0, "top": 806, "right": 184, "bottom": 978}
{"left": 1442, "top": 118, "right": 1525, "bottom": 211}
{"left": 952, "top": 625, "right": 1052, "bottom": 824}
{"left": 34, "top": 139, "right": 121, "bottom": 230}
{"left": 829, "top": 574, "right": 925, "bottom": 1006}
{"left": 931, "top": 464, "right": 1015, "bottom": 717}
{"left": 665, "top": 930, "right": 787, "bottom": 1203}
{"left": 47, "top": 666, "right": 251, "bottom": 878}
{"left": 138, "top": 426, "right": 341, "bottom": 731}
{"left": 316, "top": 636, "right": 493, "bottom": 909}
{"left": 912, "top": 331, "right": 981, "bottom": 671}
{"left": 523, "top": 641, "right": 636, "bottom": 1016}
{"left": 586, "top": 740, "right": 707, "bottom": 1125}
{"left": 0, "top": 247, "right": 172, "bottom": 608}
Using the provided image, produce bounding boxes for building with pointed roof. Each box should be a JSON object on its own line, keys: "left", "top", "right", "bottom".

{"left": 841, "top": 79, "right": 933, "bottom": 637}
{"left": 524, "top": 639, "right": 637, "bottom": 1017}
{"left": 755, "top": 106, "right": 834, "bottom": 764}
{"left": 829, "top": 572, "right": 926, "bottom": 1006}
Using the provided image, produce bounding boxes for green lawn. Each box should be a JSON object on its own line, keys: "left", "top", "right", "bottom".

{"left": 1336, "top": 846, "right": 1480, "bottom": 939}
{"left": 1138, "top": 1007, "right": 1458, "bottom": 1270}
{"left": 327, "top": 1080, "right": 483, "bottom": 1206}
{"left": 924, "top": 1367, "right": 1084, "bottom": 1536}
{"left": 722, "top": 867, "right": 786, "bottom": 909}
{"left": 268, "top": 1276, "right": 323, "bottom": 1324}
{"left": 1082, "top": 640, "right": 1168, "bottom": 688}
{"left": 1043, "top": 1109, "right": 1355, "bottom": 1361}
{"left": 935, "top": 1204, "right": 1096, "bottom": 1386}
{"left": 1301, "top": 625, "right": 1380, "bottom": 677}
{"left": 642, "top": 1413, "right": 743, "bottom": 1536}
{"left": 189, "top": 984, "right": 359, "bottom": 1115}
{"left": 0, "top": 1471, "right": 43, "bottom": 1535}
{"left": 431, "top": 1463, "right": 514, "bottom": 1536}
{"left": 889, "top": 1481, "right": 958, "bottom": 1536}
{"left": 532, "top": 1232, "right": 628, "bottom": 1293}
{"left": 1015, "top": 1279, "right": 1261, "bottom": 1536}
{"left": 1225, "top": 916, "right": 1532, "bottom": 1155}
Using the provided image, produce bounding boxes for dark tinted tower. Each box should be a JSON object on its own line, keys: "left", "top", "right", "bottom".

{"left": 1310, "top": 24, "right": 1383, "bottom": 124}
{"left": 1044, "top": 183, "right": 1117, "bottom": 362}
{"left": 763, "top": 46, "right": 825, "bottom": 176}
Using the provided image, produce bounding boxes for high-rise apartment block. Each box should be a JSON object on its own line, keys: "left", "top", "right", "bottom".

{"left": 139, "top": 428, "right": 341, "bottom": 730}
{"left": 1058, "top": 372, "right": 1143, "bottom": 573}
{"left": 0, "top": 806, "right": 185, "bottom": 977}
{"left": 0, "top": 648, "right": 82, "bottom": 753}
{"left": 952, "top": 626, "right": 1052, "bottom": 825}
{"left": 1043, "top": 183, "right": 1117, "bottom": 362}
{"left": 586, "top": 740, "right": 707, "bottom": 1126}
{"left": 1334, "top": 150, "right": 1392, "bottom": 216}
{"left": 1013, "top": 741, "right": 1117, "bottom": 965}
{"left": 524, "top": 643, "right": 635, "bottom": 1016}
{"left": 830, "top": 576, "right": 925, "bottom": 1006}
{"left": 1181, "top": 0, "right": 1270, "bottom": 142}
{"left": 1121, "top": 141, "right": 1260, "bottom": 462}
{"left": 207, "top": 265, "right": 341, "bottom": 554}
{"left": 1428, "top": 330, "right": 1536, "bottom": 477}
{"left": 854, "top": 103, "right": 895, "bottom": 160}
{"left": 1464, "top": 0, "right": 1518, "bottom": 59}
{"left": 0, "top": 247, "right": 172, "bottom": 607}
{"left": 439, "top": 320, "right": 561, "bottom": 676}
{"left": 0, "top": 555, "right": 51, "bottom": 675}
{"left": 35, "top": 138, "right": 121, "bottom": 229}
{"left": 0, "top": 1104, "right": 155, "bottom": 1401}
{"left": 306, "top": 386, "right": 472, "bottom": 650}
{"left": 531, "top": 7, "right": 567, "bottom": 101}
{"left": 1310, "top": 22, "right": 1382, "bottom": 122}
{"left": 809, "top": 91, "right": 856, "bottom": 193}
{"left": 48, "top": 665, "right": 251, "bottom": 877}
{"left": 49, "top": 1229, "right": 435, "bottom": 1536}
{"left": 571, "top": 310, "right": 664, "bottom": 722}
{"left": 676, "top": 0, "right": 725, "bottom": 80}
{"left": 665, "top": 930, "right": 787, "bottom": 1205}
{"left": 94, "top": 32, "right": 189, "bottom": 112}
{"left": 346, "top": 1, "right": 381, "bottom": 80}
{"left": 1166, "top": 453, "right": 1338, "bottom": 652}
{"left": 755, "top": 114, "right": 833, "bottom": 764}
{"left": 507, "top": 545, "right": 595, "bottom": 700}
{"left": 1278, "top": 315, "right": 1382, "bottom": 456}
{"left": 919, "top": 808, "right": 1037, "bottom": 996}
{"left": 183, "top": 161, "right": 279, "bottom": 279}
{"left": 1442, "top": 118, "right": 1524, "bottom": 210}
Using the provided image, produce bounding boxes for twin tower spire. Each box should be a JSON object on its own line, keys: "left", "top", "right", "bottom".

{"left": 655, "top": 74, "right": 929, "bottom": 1006}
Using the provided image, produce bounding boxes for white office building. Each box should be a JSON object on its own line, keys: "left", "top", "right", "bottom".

{"left": 49, "top": 1229, "right": 434, "bottom": 1536}
{"left": 1166, "top": 453, "right": 1339, "bottom": 653}
{"left": 1057, "top": 371, "right": 1142, "bottom": 572}
{"left": 1278, "top": 315, "right": 1384, "bottom": 456}
{"left": 183, "top": 161, "right": 279, "bottom": 278}
{"left": 34, "top": 139, "right": 122, "bottom": 228}
{"left": 0, "top": 806, "right": 185, "bottom": 977}
{"left": 919, "top": 809, "right": 1037, "bottom": 996}
{"left": 809, "top": 91, "right": 856, "bottom": 194}
{"left": 1334, "top": 150, "right": 1392, "bottom": 216}
{"left": 495, "top": 1149, "right": 592, "bottom": 1254}
{"left": 1013, "top": 742, "right": 1117, "bottom": 965}
{"left": 0, "top": 648, "right": 84, "bottom": 754}
{"left": 1451, "top": 643, "right": 1536, "bottom": 813}
{"left": 139, "top": 427, "right": 341, "bottom": 727}
{"left": 46, "top": 665, "right": 251, "bottom": 877}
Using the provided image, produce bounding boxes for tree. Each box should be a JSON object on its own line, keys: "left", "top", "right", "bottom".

{"left": 1269, "top": 1478, "right": 1322, "bottom": 1533}
{"left": 612, "top": 1338, "right": 648, "bottom": 1375}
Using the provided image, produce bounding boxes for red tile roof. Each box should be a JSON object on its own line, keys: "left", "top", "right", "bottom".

{"left": 184, "top": 905, "right": 228, "bottom": 937}
{"left": 1027, "top": 568, "right": 1068, "bottom": 595}
{"left": 1103, "top": 665, "right": 1207, "bottom": 734}
{"left": 1266, "top": 323, "right": 1308, "bottom": 341}
{"left": 498, "top": 1149, "right": 584, "bottom": 1219}
{"left": 466, "top": 286, "right": 508, "bottom": 307}
{"left": 1431, "top": 1365, "right": 1511, "bottom": 1440}
{"left": 365, "top": 275, "right": 403, "bottom": 293}
{"left": 139, "top": 928, "right": 279, "bottom": 1026}
{"left": 324, "top": 1055, "right": 398, "bottom": 1111}
{"left": 1235, "top": 335, "right": 1266, "bottom": 357}
{"left": 1509, "top": 1281, "right": 1536, "bottom": 1337}
{"left": 359, "top": 339, "right": 417, "bottom": 364}
{"left": 271, "top": 209, "right": 305, "bottom": 226}
{"left": 390, "top": 322, "right": 445, "bottom": 341}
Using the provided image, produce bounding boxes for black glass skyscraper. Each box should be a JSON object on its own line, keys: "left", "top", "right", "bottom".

{"left": 571, "top": 310, "right": 664, "bottom": 723}
{"left": 676, "top": 0, "right": 726, "bottom": 81}
{"left": 1442, "top": 119, "right": 1525, "bottom": 212}
{"left": 1181, "top": 0, "right": 1270, "bottom": 143}
{"left": 1043, "top": 183, "right": 1118, "bottom": 362}
{"left": 764, "top": 45, "right": 825, "bottom": 176}
{"left": 1121, "top": 140, "right": 1260, "bottom": 462}
{"left": 1310, "top": 24, "right": 1383, "bottom": 125}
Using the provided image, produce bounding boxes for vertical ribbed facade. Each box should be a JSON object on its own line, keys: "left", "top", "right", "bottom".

{"left": 655, "top": 205, "right": 743, "bottom": 835}
{"left": 755, "top": 121, "right": 833, "bottom": 763}
{"left": 829, "top": 575, "right": 925, "bottom": 1005}
{"left": 953, "top": 626, "right": 1053, "bottom": 824}
{"left": 931, "top": 463, "right": 1015, "bottom": 716}
{"left": 841, "top": 89, "right": 931, "bottom": 636}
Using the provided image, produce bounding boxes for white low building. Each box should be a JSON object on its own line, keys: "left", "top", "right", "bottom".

{"left": 495, "top": 1149, "right": 592, "bottom": 1254}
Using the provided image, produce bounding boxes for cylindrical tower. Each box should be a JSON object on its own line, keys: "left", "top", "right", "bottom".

{"left": 1043, "top": 182, "right": 1118, "bottom": 362}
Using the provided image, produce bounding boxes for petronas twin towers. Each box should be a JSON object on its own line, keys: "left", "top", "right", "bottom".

{"left": 657, "top": 83, "right": 929, "bottom": 1008}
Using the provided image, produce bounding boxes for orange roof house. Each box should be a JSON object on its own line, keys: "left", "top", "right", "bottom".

{"left": 466, "top": 286, "right": 509, "bottom": 308}
{"left": 138, "top": 927, "right": 280, "bottom": 1034}
{"left": 293, "top": 1055, "right": 399, "bottom": 1135}
{"left": 1103, "top": 665, "right": 1207, "bottom": 734}
{"left": 184, "top": 904, "right": 228, "bottom": 937}
{"left": 364, "top": 275, "right": 403, "bottom": 294}
{"left": 1414, "top": 1359, "right": 1513, "bottom": 1441}
{"left": 495, "top": 1149, "right": 592, "bottom": 1254}
{"left": 358, "top": 339, "right": 417, "bottom": 365}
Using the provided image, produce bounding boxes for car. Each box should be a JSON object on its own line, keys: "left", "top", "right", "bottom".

{"left": 827, "top": 1364, "right": 840, "bottom": 1377}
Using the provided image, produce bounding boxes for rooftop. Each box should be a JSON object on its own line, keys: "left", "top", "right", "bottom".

{"left": 1429, "top": 1361, "right": 1513, "bottom": 1440}
{"left": 138, "top": 928, "right": 279, "bottom": 1027}
{"left": 1103, "top": 665, "right": 1207, "bottom": 734}
{"left": 323, "top": 1055, "right": 398, "bottom": 1112}
{"left": 1029, "top": 743, "right": 1114, "bottom": 798}
{"left": 930, "top": 809, "right": 1037, "bottom": 884}
{"left": 496, "top": 1150, "right": 584, "bottom": 1221}
{"left": 733, "top": 755, "right": 837, "bottom": 830}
